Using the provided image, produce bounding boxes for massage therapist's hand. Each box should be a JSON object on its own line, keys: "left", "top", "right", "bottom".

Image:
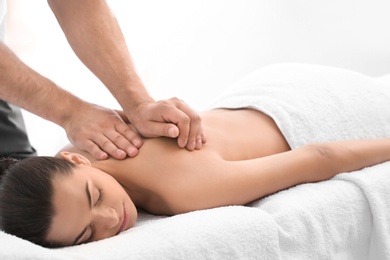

{"left": 128, "top": 98, "right": 206, "bottom": 150}
{"left": 63, "top": 103, "right": 142, "bottom": 160}
{"left": 48, "top": 1, "right": 204, "bottom": 151}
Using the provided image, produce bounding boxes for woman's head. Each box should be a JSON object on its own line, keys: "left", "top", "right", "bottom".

{"left": 0, "top": 152, "right": 137, "bottom": 247}
{"left": 0, "top": 156, "right": 74, "bottom": 247}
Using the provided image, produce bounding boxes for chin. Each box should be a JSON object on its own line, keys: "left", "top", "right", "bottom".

{"left": 128, "top": 208, "right": 138, "bottom": 229}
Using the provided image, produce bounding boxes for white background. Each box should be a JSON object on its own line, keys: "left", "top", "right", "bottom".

{"left": 5, "top": 0, "right": 390, "bottom": 156}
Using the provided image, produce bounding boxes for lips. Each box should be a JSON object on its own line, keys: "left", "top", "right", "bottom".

{"left": 117, "top": 203, "right": 130, "bottom": 235}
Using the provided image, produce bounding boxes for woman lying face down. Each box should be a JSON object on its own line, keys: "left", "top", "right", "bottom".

{"left": 2, "top": 109, "right": 390, "bottom": 247}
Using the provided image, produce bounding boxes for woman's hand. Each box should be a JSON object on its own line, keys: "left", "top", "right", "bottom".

{"left": 63, "top": 103, "right": 142, "bottom": 160}
{"left": 127, "top": 98, "right": 206, "bottom": 151}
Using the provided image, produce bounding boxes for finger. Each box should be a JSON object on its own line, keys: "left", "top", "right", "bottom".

{"left": 78, "top": 138, "right": 109, "bottom": 160}
{"left": 103, "top": 129, "right": 140, "bottom": 158}
{"left": 184, "top": 114, "right": 202, "bottom": 151}
{"left": 139, "top": 120, "right": 180, "bottom": 139}
{"left": 91, "top": 133, "right": 127, "bottom": 160}
{"left": 165, "top": 99, "right": 202, "bottom": 149}
{"left": 195, "top": 137, "right": 203, "bottom": 150}
{"left": 201, "top": 133, "right": 207, "bottom": 143}
{"left": 115, "top": 123, "right": 142, "bottom": 148}
{"left": 115, "top": 123, "right": 143, "bottom": 156}
{"left": 163, "top": 111, "right": 190, "bottom": 148}
{"left": 195, "top": 129, "right": 205, "bottom": 150}
{"left": 194, "top": 132, "right": 208, "bottom": 150}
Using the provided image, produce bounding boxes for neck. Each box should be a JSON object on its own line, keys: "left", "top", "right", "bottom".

{"left": 91, "top": 159, "right": 149, "bottom": 208}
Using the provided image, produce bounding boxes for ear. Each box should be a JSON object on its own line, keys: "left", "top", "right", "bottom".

{"left": 58, "top": 151, "right": 92, "bottom": 166}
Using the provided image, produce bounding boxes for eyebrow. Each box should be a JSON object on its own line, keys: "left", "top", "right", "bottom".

{"left": 72, "top": 181, "right": 92, "bottom": 245}
{"left": 86, "top": 181, "right": 92, "bottom": 209}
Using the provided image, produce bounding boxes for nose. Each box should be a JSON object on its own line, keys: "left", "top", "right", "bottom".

{"left": 94, "top": 207, "right": 120, "bottom": 229}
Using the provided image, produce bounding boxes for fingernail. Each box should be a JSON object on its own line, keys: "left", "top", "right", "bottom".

{"left": 116, "top": 149, "right": 126, "bottom": 157}
{"left": 196, "top": 139, "right": 202, "bottom": 149}
{"left": 133, "top": 139, "right": 142, "bottom": 148}
{"left": 188, "top": 141, "right": 196, "bottom": 150}
{"left": 179, "top": 139, "right": 187, "bottom": 148}
{"left": 99, "top": 152, "right": 108, "bottom": 160}
{"left": 127, "top": 147, "right": 137, "bottom": 155}
{"left": 168, "top": 127, "right": 178, "bottom": 137}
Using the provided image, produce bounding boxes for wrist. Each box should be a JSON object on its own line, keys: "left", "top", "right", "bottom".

{"left": 113, "top": 80, "right": 154, "bottom": 115}
{"left": 55, "top": 97, "right": 92, "bottom": 129}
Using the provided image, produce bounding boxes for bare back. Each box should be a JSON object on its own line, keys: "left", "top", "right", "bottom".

{"left": 65, "top": 109, "right": 290, "bottom": 214}
{"left": 199, "top": 109, "right": 290, "bottom": 160}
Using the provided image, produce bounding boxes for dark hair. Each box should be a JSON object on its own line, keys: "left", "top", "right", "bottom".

{"left": 0, "top": 156, "right": 76, "bottom": 247}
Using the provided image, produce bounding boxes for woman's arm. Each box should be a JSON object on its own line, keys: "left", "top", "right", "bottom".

{"left": 165, "top": 138, "right": 390, "bottom": 214}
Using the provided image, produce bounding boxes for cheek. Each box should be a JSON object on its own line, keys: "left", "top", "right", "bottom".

{"left": 101, "top": 174, "right": 127, "bottom": 198}
{"left": 103, "top": 176, "right": 137, "bottom": 224}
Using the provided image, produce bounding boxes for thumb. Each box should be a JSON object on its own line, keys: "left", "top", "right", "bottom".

{"left": 136, "top": 121, "right": 179, "bottom": 138}
{"left": 167, "top": 125, "right": 179, "bottom": 138}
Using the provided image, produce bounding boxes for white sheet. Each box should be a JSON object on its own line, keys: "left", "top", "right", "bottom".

{"left": 1, "top": 63, "right": 390, "bottom": 259}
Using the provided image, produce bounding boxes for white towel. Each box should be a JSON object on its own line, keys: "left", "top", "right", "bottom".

{"left": 61, "top": 207, "right": 281, "bottom": 260}
{"left": 0, "top": 206, "right": 282, "bottom": 260}
{"left": 210, "top": 63, "right": 390, "bottom": 148}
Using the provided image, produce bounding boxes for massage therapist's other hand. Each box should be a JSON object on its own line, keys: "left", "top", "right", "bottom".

{"left": 128, "top": 98, "right": 206, "bottom": 151}
{"left": 63, "top": 103, "right": 142, "bottom": 160}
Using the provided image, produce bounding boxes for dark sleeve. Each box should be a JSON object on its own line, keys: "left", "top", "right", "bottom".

{"left": 0, "top": 100, "right": 37, "bottom": 159}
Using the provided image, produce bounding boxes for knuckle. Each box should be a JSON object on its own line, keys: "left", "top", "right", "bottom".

{"left": 84, "top": 141, "right": 97, "bottom": 151}
{"left": 84, "top": 144, "right": 102, "bottom": 158}
{"left": 115, "top": 122, "right": 128, "bottom": 131}
{"left": 169, "top": 97, "right": 180, "bottom": 103}
{"left": 100, "top": 139, "right": 112, "bottom": 149}
{"left": 113, "top": 134, "right": 124, "bottom": 143}
{"left": 191, "top": 113, "right": 201, "bottom": 122}
{"left": 137, "top": 125, "right": 154, "bottom": 137}
{"left": 121, "top": 127, "right": 136, "bottom": 138}
{"left": 181, "top": 114, "right": 191, "bottom": 124}
{"left": 181, "top": 115, "right": 190, "bottom": 124}
{"left": 158, "top": 99, "right": 170, "bottom": 106}
{"left": 188, "top": 136, "right": 196, "bottom": 143}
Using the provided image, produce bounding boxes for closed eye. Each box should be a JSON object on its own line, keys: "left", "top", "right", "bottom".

{"left": 95, "top": 189, "right": 103, "bottom": 206}
{"left": 85, "top": 225, "right": 95, "bottom": 244}
{"left": 85, "top": 189, "right": 103, "bottom": 243}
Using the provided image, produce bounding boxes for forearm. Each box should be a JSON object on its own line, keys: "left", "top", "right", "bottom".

{"left": 0, "top": 42, "right": 88, "bottom": 127}
{"left": 48, "top": 0, "right": 153, "bottom": 112}
{"left": 306, "top": 138, "right": 390, "bottom": 180}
